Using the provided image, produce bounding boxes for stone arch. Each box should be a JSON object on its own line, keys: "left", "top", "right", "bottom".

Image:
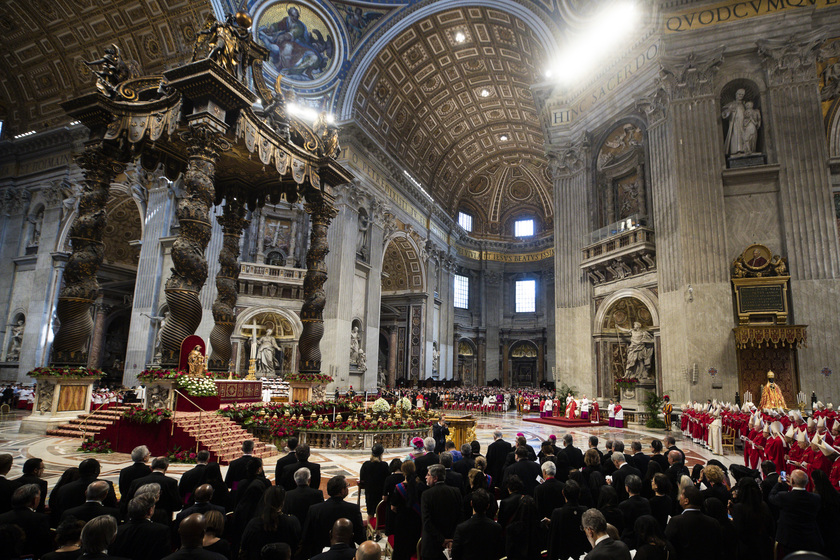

{"left": 509, "top": 339, "right": 539, "bottom": 387}
{"left": 234, "top": 307, "right": 303, "bottom": 376}
{"left": 594, "top": 288, "right": 660, "bottom": 334}
{"left": 381, "top": 232, "right": 426, "bottom": 293}
{"left": 457, "top": 338, "right": 477, "bottom": 386}
{"left": 235, "top": 307, "right": 303, "bottom": 339}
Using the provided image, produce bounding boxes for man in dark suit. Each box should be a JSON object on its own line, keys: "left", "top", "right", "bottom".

{"left": 432, "top": 415, "right": 449, "bottom": 454}
{"left": 452, "top": 444, "right": 475, "bottom": 479}
{"left": 588, "top": 436, "right": 604, "bottom": 464}
{"left": 616, "top": 475, "right": 650, "bottom": 548}
{"left": 547, "top": 480, "right": 589, "bottom": 560}
{"left": 0, "top": 483, "right": 51, "bottom": 559}
{"left": 629, "top": 442, "right": 649, "bottom": 475}
{"left": 125, "top": 457, "right": 182, "bottom": 522}
{"left": 759, "top": 460, "right": 780, "bottom": 503}
{"left": 61, "top": 480, "right": 120, "bottom": 523}
{"left": 768, "top": 469, "right": 824, "bottom": 555}
{"left": 609, "top": 453, "right": 641, "bottom": 502}
{"left": 420, "top": 464, "right": 462, "bottom": 560}
{"left": 280, "top": 443, "right": 321, "bottom": 491}
{"left": 284, "top": 466, "right": 325, "bottom": 527}
{"left": 14, "top": 457, "right": 48, "bottom": 513}
{"left": 485, "top": 430, "right": 512, "bottom": 489}
{"left": 534, "top": 461, "right": 565, "bottom": 521}
{"left": 110, "top": 494, "right": 171, "bottom": 560}
{"left": 224, "top": 440, "right": 254, "bottom": 489}
{"left": 582, "top": 508, "right": 631, "bottom": 560}
{"left": 503, "top": 446, "right": 542, "bottom": 496}
{"left": 177, "top": 450, "right": 209, "bottom": 503}
{"left": 174, "top": 484, "right": 225, "bottom": 527}
{"left": 440, "top": 452, "right": 464, "bottom": 493}
{"left": 413, "top": 438, "right": 440, "bottom": 479}
{"left": 497, "top": 475, "right": 524, "bottom": 528}
{"left": 451, "top": 489, "right": 502, "bottom": 560}
{"left": 54, "top": 458, "right": 118, "bottom": 520}
{"left": 664, "top": 450, "right": 689, "bottom": 498}
{"left": 0, "top": 453, "right": 15, "bottom": 514}
{"left": 162, "top": 513, "right": 226, "bottom": 560}
{"left": 560, "top": 434, "right": 584, "bottom": 470}
{"left": 300, "top": 475, "right": 364, "bottom": 559}
{"left": 310, "top": 518, "right": 356, "bottom": 560}
{"left": 119, "top": 445, "right": 151, "bottom": 497}
{"left": 665, "top": 486, "right": 722, "bottom": 560}
{"left": 665, "top": 436, "right": 685, "bottom": 465}
{"left": 273, "top": 436, "right": 299, "bottom": 483}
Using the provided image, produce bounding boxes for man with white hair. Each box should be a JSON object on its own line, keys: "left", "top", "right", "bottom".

{"left": 534, "top": 461, "right": 565, "bottom": 520}
{"left": 119, "top": 445, "right": 151, "bottom": 496}
{"left": 284, "top": 467, "right": 325, "bottom": 526}
{"left": 414, "top": 437, "right": 440, "bottom": 480}
{"left": 485, "top": 429, "right": 511, "bottom": 489}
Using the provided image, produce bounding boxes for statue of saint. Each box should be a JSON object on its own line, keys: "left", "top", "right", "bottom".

{"left": 188, "top": 345, "right": 206, "bottom": 377}
{"left": 616, "top": 321, "right": 654, "bottom": 379}
{"left": 350, "top": 325, "right": 362, "bottom": 365}
{"left": 742, "top": 100, "right": 761, "bottom": 154}
{"left": 84, "top": 44, "right": 131, "bottom": 97}
{"left": 432, "top": 342, "right": 440, "bottom": 373}
{"left": 7, "top": 318, "right": 24, "bottom": 361}
{"left": 256, "top": 328, "right": 281, "bottom": 374}
{"left": 722, "top": 88, "right": 747, "bottom": 156}
{"left": 759, "top": 370, "right": 787, "bottom": 409}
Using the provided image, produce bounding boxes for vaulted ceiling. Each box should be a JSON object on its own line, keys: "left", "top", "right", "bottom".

{"left": 0, "top": 0, "right": 211, "bottom": 134}
{"left": 351, "top": 6, "right": 553, "bottom": 236}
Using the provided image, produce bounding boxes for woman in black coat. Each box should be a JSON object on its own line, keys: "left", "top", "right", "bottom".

{"left": 633, "top": 515, "right": 675, "bottom": 560}
{"left": 359, "top": 443, "right": 390, "bottom": 517}
{"left": 390, "top": 461, "right": 421, "bottom": 560}
{"left": 239, "top": 486, "right": 301, "bottom": 560}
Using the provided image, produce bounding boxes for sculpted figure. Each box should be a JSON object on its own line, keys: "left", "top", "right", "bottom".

{"left": 188, "top": 345, "right": 206, "bottom": 376}
{"left": 722, "top": 88, "right": 747, "bottom": 156}
{"left": 7, "top": 319, "right": 24, "bottom": 361}
{"left": 742, "top": 101, "right": 761, "bottom": 154}
{"left": 350, "top": 325, "right": 362, "bottom": 365}
{"left": 759, "top": 371, "right": 786, "bottom": 409}
{"left": 616, "top": 321, "right": 654, "bottom": 379}
{"left": 84, "top": 44, "right": 131, "bottom": 97}
{"left": 257, "top": 328, "right": 281, "bottom": 374}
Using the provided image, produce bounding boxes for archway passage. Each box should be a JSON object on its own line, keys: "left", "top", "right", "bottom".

{"left": 235, "top": 310, "right": 300, "bottom": 377}
{"left": 457, "top": 339, "right": 476, "bottom": 386}
{"left": 510, "top": 340, "right": 538, "bottom": 387}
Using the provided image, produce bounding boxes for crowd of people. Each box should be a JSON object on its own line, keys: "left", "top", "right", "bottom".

{"left": 0, "top": 442, "right": 382, "bottom": 560}
{"left": 0, "top": 383, "right": 34, "bottom": 409}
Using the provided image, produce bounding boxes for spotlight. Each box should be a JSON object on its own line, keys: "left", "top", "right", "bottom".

{"left": 480, "top": 89, "right": 490, "bottom": 98}
{"left": 455, "top": 31, "right": 466, "bottom": 43}
{"left": 500, "top": 135, "right": 509, "bottom": 141}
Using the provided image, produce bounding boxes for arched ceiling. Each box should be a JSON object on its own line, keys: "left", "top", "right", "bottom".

{"left": 351, "top": 6, "right": 552, "bottom": 234}
{"left": 0, "top": 0, "right": 211, "bottom": 134}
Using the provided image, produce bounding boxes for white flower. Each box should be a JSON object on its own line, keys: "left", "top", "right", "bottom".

{"left": 395, "top": 397, "right": 412, "bottom": 411}
{"left": 372, "top": 398, "right": 390, "bottom": 413}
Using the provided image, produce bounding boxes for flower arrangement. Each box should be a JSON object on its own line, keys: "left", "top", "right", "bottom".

{"left": 137, "top": 369, "right": 186, "bottom": 382}
{"left": 178, "top": 376, "right": 217, "bottom": 397}
{"left": 616, "top": 377, "right": 640, "bottom": 390}
{"left": 29, "top": 367, "right": 105, "bottom": 379}
{"left": 371, "top": 397, "right": 391, "bottom": 414}
{"left": 285, "top": 372, "right": 334, "bottom": 384}
{"left": 394, "top": 397, "right": 412, "bottom": 412}
{"left": 123, "top": 406, "right": 172, "bottom": 424}
{"left": 79, "top": 438, "right": 112, "bottom": 453}
{"left": 166, "top": 446, "right": 198, "bottom": 463}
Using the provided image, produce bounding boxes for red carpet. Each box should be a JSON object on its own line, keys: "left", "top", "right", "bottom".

{"left": 523, "top": 416, "right": 608, "bottom": 428}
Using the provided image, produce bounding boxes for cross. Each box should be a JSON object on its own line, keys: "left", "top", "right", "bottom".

{"left": 242, "top": 322, "right": 263, "bottom": 361}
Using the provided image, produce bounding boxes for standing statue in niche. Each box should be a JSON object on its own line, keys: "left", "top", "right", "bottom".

{"left": 432, "top": 342, "right": 440, "bottom": 373}
{"left": 7, "top": 319, "right": 24, "bottom": 361}
{"left": 257, "top": 328, "right": 282, "bottom": 374}
{"left": 357, "top": 349, "right": 367, "bottom": 372}
{"left": 742, "top": 101, "right": 761, "bottom": 155}
{"left": 616, "top": 321, "right": 654, "bottom": 379}
{"left": 357, "top": 212, "right": 369, "bottom": 261}
{"left": 350, "top": 325, "right": 362, "bottom": 365}
{"left": 722, "top": 88, "right": 748, "bottom": 156}
{"left": 28, "top": 209, "right": 43, "bottom": 247}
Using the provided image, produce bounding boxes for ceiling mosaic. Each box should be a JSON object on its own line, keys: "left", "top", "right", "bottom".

{"left": 0, "top": 0, "right": 212, "bottom": 134}
{"left": 351, "top": 6, "right": 552, "bottom": 230}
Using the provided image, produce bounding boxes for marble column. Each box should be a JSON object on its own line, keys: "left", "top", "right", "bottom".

{"left": 158, "top": 124, "right": 225, "bottom": 365}
{"left": 387, "top": 326, "right": 398, "bottom": 388}
{"left": 87, "top": 301, "right": 108, "bottom": 369}
{"left": 502, "top": 338, "right": 510, "bottom": 387}
{"left": 52, "top": 143, "right": 125, "bottom": 364}
{"left": 759, "top": 36, "right": 840, "bottom": 392}
{"left": 477, "top": 336, "right": 486, "bottom": 386}
{"left": 363, "top": 213, "right": 384, "bottom": 390}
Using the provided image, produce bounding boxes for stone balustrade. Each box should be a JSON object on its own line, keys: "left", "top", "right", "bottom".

{"left": 238, "top": 263, "right": 306, "bottom": 298}
{"left": 581, "top": 227, "right": 656, "bottom": 285}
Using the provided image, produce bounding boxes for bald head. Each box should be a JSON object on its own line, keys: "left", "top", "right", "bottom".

{"left": 668, "top": 450, "right": 682, "bottom": 464}
{"left": 355, "top": 541, "right": 381, "bottom": 560}
{"left": 330, "top": 518, "right": 354, "bottom": 545}
{"left": 790, "top": 469, "right": 808, "bottom": 488}
{"left": 86, "top": 480, "right": 110, "bottom": 502}
{"left": 193, "top": 484, "right": 213, "bottom": 503}
{"left": 179, "top": 513, "right": 206, "bottom": 548}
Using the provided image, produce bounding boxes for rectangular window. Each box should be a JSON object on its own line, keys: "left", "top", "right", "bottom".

{"left": 454, "top": 274, "right": 469, "bottom": 309}
{"left": 458, "top": 212, "right": 473, "bottom": 232}
{"left": 515, "top": 279, "right": 536, "bottom": 313}
{"left": 514, "top": 218, "right": 534, "bottom": 237}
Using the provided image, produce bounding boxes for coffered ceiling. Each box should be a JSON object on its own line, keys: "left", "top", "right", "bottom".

{"left": 351, "top": 6, "right": 553, "bottom": 236}
{"left": 0, "top": 0, "right": 212, "bottom": 134}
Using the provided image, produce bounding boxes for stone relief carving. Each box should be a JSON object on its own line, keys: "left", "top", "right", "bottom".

{"left": 547, "top": 132, "right": 590, "bottom": 179}
{"left": 27, "top": 208, "right": 43, "bottom": 247}
{"left": 36, "top": 382, "right": 54, "bottom": 413}
{"left": 147, "top": 384, "right": 171, "bottom": 409}
{"left": 758, "top": 33, "right": 824, "bottom": 86}
{"left": 635, "top": 89, "right": 668, "bottom": 126}
{"left": 659, "top": 46, "right": 724, "bottom": 100}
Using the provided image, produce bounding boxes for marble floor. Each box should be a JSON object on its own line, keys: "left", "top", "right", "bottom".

{"left": 0, "top": 409, "right": 739, "bottom": 504}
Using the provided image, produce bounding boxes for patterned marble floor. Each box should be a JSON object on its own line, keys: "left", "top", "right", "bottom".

{"left": 0, "top": 409, "right": 737, "bottom": 504}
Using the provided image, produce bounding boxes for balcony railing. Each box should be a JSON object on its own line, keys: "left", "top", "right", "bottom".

{"left": 581, "top": 226, "right": 656, "bottom": 285}
{"left": 238, "top": 263, "right": 306, "bottom": 299}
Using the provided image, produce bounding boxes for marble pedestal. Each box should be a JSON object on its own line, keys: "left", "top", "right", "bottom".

{"left": 19, "top": 377, "right": 96, "bottom": 434}
{"left": 620, "top": 381, "right": 656, "bottom": 412}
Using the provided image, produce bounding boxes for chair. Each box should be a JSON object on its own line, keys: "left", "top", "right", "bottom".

{"left": 0, "top": 403, "right": 10, "bottom": 421}
{"left": 722, "top": 426, "right": 736, "bottom": 453}
{"left": 366, "top": 499, "right": 387, "bottom": 540}
{"left": 357, "top": 480, "right": 365, "bottom": 507}
{"left": 410, "top": 538, "right": 421, "bottom": 560}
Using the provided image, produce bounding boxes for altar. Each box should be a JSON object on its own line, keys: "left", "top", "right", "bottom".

{"left": 216, "top": 380, "right": 262, "bottom": 404}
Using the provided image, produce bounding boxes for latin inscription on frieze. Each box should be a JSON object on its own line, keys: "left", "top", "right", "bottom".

{"left": 739, "top": 285, "right": 785, "bottom": 313}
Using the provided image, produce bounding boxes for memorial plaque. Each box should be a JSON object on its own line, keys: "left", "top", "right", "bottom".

{"left": 738, "top": 285, "right": 785, "bottom": 313}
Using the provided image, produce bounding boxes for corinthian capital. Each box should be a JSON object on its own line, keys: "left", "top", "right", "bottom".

{"left": 659, "top": 46, "right": 724, "bottom": 100}
{"left": 758, "top": 32, "right": 824, "bottom": 86}
{"left": 546, "top": 132, "right": 590, "bottom": 179}
{"left": 636, "top": 88, "right": 668, "bottom": 126}
{"left": 180, "top": 123, "right": 231, "bottom": 161}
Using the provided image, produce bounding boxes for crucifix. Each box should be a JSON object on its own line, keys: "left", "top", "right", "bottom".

{"left": 242, "top": 321, "right": 263, "bottom": 377}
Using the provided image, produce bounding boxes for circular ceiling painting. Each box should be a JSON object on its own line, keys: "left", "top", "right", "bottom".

{"left": 254, "top": 2, "right": 340, "bottom": 86}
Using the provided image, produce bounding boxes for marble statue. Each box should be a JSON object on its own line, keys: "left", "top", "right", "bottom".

{"left": 7, "top": 318, "right": 24, "bottom": 361}
{"left": 188, "top": 345, "right": 206, "bottom": 376}
{"left": 617, "top": 321, "right": 654, "bottom": 379}
{"left": 742, "top": 101, "right": 761, "bottom": 155}
{"left": 350, "top": 325, "right": 362, "bottom": 365}
{"left": 357, "top": 349, "right": 367, "bottom": 372}
{"left": 257, "top": 328, "right": 282, "bottom": 374}
{"left": 722, "top": 88, "right": 747, "bottom": 156}
{"left": 760, "top": 370, "right": 787, "bottom": 409}
{"left": 432, "top": 342, "right": 440, "bottom": 373}
{"left": 357, "top": 211, "right": 369, "bottom": 260}
{"left": 84, "top": 44, "right": 131, "bottom": 97}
